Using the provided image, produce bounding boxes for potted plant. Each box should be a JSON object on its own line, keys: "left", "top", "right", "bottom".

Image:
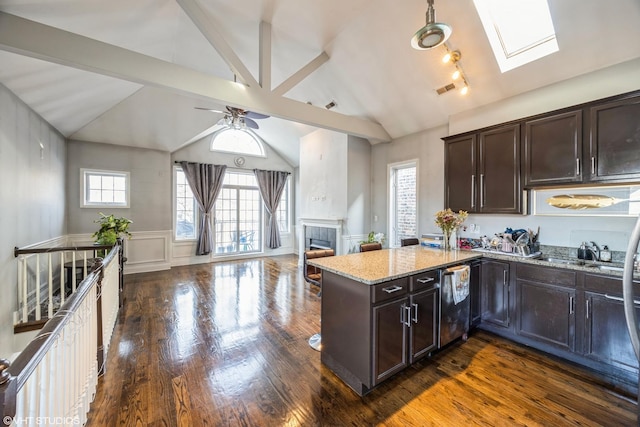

{"left": 93, "top": 212, "right": 132, "bottom": 256}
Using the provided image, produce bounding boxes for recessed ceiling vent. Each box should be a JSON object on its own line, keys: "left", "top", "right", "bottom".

{"left": 436, "top": 83, "right": 456, "bottom": 95}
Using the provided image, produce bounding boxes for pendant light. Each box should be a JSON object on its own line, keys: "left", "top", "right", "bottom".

{"left": 411, "top": 0, "right": 452, "bottom": 50}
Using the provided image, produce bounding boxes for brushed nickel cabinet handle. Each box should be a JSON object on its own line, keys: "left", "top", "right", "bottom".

{"left": 605, "top": 294, "right": 640, "bottom": 305}
{"left": 412, "top": 303, "right": 419, "bottom": 323}
{"left": 576, "top": 158, "right": 580, "bottom": 176}
{"left": 569, "top": 296, "right": 575, "bottom": 314}
{"left": 403, "top": 305, "right": 412, "bottom": 327}
{"left": 383, "top": 285, "right": 403, "bottom": 294}
{"left": 503, "top": 270, "right": 507, "bottom": 286}
{"left": 591, "top": 156, "right": 596, "bottom": 174}
{"left": 471, "top": 174, "right": 476, "bottom": 209}
{"left": 586, "top": 300, "right": 590, "bottom": 319}
{"left": 480, "top": 174, "right": 485, "bottom": 208}
{"left": 417, "top": 277, "right": 435, "bottom": 284}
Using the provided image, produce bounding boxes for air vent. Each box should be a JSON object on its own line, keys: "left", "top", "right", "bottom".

{"left": 436, "top": 83, "right": 456, "bottom": 95}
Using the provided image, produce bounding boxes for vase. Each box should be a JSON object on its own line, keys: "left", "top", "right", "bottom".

{"left": 442, "top": 229, "right": 452, "bottom": 251}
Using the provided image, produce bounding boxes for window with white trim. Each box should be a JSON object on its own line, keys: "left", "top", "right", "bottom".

{"left": 276, "top": 177, "right": 290, "bottom": 233}
{"left": 210, "top": 128, "right": 266, "bottom": 157}
{"left": 81, "top": 168, "right": 130, "bottom": 208}
{"left": 174, "top": 166, "right": 198, "bottom": 240}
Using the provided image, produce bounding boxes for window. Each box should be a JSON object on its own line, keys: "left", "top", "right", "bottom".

{"left": 214, "top": 172, "right": 262, "bottom": 255}
{"left": 473, "top": 0, "right": 558, "bottom": 72}
{"left": 276, "top": 177, "right": 290, "bottom": 233}
{"left": 389, "top": 162, "right": 418, "bottom": 247}
{"left": 174, "top": 167, "right": 198, "bottom": 240}
{"left": 210, "top": 128, "right": 266, "bottom": 157}
{"left": 81, "top": 168, "right": 129, "bottom": 208}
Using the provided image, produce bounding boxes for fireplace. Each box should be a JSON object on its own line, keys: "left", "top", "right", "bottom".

{"left": 299, "top": 218, "right": 344, "bottom": 265}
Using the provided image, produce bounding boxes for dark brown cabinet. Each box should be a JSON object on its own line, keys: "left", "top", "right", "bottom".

{"left": 373, "top": 297, "right": 409, "bottom": 383}
{"left": 481, "top": 260, "right": 510, "bottom": 329}
{"left": 409, "top": 286, "right": 439, "bottom": 363}
{"left": 589, "top": 96, "right": 640, "bottom": 183}
{"left": 445, "top": 134, "right": 476, "bottom": 212}
{"left": 515, "top": 264, "right": 577, "bottom": 351}
{"left": 469, "top": 261, "right": 482, "bottom": 328}
{"left": 582, "top": 273, "right": 640, "bottom": 372}
{"left": 524, "top": 110, "right": 582, "bottom": 186}
{"left": 445, "top": 124, "right": 521, "bottom": 214}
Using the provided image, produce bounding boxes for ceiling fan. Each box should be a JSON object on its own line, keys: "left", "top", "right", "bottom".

{"left": 195, "top": 105, "right": 270, "bottom": 130}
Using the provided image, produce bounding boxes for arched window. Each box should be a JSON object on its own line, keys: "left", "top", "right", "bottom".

{"left": 210, "top": 128, "right": 266, "bottom": 157}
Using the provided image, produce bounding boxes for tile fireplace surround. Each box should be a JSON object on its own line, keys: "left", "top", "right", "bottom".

{"left": 298, "top": 218, "right": 344, "bottom": 266}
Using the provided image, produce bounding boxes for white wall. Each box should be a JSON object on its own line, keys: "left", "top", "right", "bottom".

{"left": 171, "top": 134, "right": 296, "bottom": 265}
{"left": 372, "top": 59, "right": 640, "bottom": 253}
{"left": 371, "top": 125, "right": 448, "bottom": 239}
{"left": 66, "top": 140, "right": 172, "bottom": 273}
{"left": 346, "top": 135, "right": 371, "bottom": 236}
{"left": 299, "top": 129, "right": 348, "bottom": 220}
{"left": 0, "top": 83, "right": 67, "bottom": 356}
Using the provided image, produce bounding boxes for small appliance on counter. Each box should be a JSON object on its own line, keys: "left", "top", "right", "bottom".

{"left": 421, "top": 233, "right": 444, "bottom": 248}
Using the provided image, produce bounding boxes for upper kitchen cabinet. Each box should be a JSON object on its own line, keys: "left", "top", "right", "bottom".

{"left": 445, "top": 124, "right": 522, "bottom": 214}
{"left": 478, "top": 124, "right": 521, "bottom": 213}
{"left": 444, "top": 134, "right": 476, "bottom": 212}
{"left": 524, "top": 110, "right": 582, "bottom": 187}
{"left": 588, "top": 95, "right": 640, "bottom": 183}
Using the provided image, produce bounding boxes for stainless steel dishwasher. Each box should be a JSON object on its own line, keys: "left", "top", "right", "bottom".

{"left": 439, "top": 264, "right": 471, "bottom": 347}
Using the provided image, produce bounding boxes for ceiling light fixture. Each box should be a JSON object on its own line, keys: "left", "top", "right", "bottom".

{"left": 411, "top": 0, "right": 452, "bottom": 50}
{"left": 441, "top": 45, "right": 470, "bottom": 96}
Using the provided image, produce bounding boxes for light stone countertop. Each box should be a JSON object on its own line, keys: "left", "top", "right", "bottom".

{"left": 307, "top": 246, "right": 482, "bottom": 285}
{"left": 308, "top": 246, "right": 634, "bottom": 285}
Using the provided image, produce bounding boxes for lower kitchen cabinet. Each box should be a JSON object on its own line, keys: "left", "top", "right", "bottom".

{"left": 409, "top": 286, "right": 439, "bottom": 363}
{"left": 373, "top": 297, "right": 409, "bottom": 384}
{"left": 583, "top": 273, "right": 640, "bottom": 373}
{"left": 517, "top": 280, "right": 576, "bottom": 351}
{"left": 515, "top": 263, "right": 577, "bottom": 351}
{"left": 481, "top": 259, "right": 510, "bottom": 329}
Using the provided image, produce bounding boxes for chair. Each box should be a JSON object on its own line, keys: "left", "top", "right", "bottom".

{"left": 303, "top": 249, "right": 334, "bottom": 352}
{"left": 304, "top": 249, "right": 335, "bottom": 292}
{"left": 360, "top": 242, "right": 382, "bottom": 252}
{"left": 401, "top": 237, "right": 420, "bottom": 247}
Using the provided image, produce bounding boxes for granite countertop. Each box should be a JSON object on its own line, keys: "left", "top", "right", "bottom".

{"left": 476, "top": 249, "right": 631, "bottom": 278}
{"left": 307, "top": 246, "right": 482, "bottom": 285}
{"left": 308, "top": 245, "right": 635, "bottom": 285}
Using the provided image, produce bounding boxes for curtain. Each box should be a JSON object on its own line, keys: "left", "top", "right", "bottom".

{"left": 253, "top": 169, "right": 290, "bottom": 249}
{"left": 180, "top": 162, "right": 227, "bottom": 255}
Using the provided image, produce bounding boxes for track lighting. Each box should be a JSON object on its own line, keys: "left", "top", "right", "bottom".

{"left": 441, "top": 46, "right": 469, "bottom": 96}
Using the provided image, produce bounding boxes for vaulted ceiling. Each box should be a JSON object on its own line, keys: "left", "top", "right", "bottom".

{"left": 1, "top": 0, "right": 639, "bottom": 167}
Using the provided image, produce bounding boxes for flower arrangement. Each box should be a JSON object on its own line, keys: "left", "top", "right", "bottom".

{"left": 434, "top": 209, "right": 468, "bottom": 250}
{"left": 362, "top": 231, "right": 386, "bottom": 245}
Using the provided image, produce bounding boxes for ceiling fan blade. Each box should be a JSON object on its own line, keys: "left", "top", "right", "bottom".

{"left": 195, "top": 107, "right": 225, "bottom": 114}
{"left": 244, "top": 111, "right": 270, "bottom": 120}
{"left": 244, "top": 118, "right": 259, "bottom": 129}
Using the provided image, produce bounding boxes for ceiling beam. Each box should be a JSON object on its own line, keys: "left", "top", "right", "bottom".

{"left": 176, "top": 0, "right": 259, "bottom": 88}
{"left": 273, "top": 52, "right": 330, "bottom": 97}
{"left": 0, "top": 12, "right": 390, "bottom": 142}
{"left": 259, "top": 21, "right": 271, "bottom": 91}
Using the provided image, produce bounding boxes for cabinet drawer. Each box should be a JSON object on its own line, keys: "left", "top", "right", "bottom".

{"left": 410, "top": 270, "right": 439, "bottom": 292}
{"left": 372, "top": 278, "right": 408, "bottom": 304}
{"left": 516, "top": 263, "right": 576, "bottom": 286}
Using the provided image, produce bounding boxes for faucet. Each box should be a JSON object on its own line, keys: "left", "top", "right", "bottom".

{"left": 587, "top": 241, "right": 601, "bottom": 261}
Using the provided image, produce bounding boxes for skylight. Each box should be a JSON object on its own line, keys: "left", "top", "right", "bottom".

{"left": 473, "top": 0, "right": 558, "bottom": 73}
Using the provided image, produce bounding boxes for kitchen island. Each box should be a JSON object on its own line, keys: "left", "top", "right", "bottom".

{"left": 308, "top": 246, "right": 481, "bottom": 395}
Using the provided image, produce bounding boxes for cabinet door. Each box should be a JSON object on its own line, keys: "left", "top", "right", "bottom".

{"left": 469, "top": 261, "right": 482, "bottom": 328}
{"left": 524, "top": 110, "right": 582, "bottom": 186}
{"left": 584, "top": 292, "right": 640, "bottom": 371}
{"left": 589, "top": 96, "right": 640, "bottom": 182}
{"left": 409, "top": 287, "right": 439, "bottom": 363}
{"left": 481, "top": 260, "right": 510, "bottom": 328}
{"left": 372, "top": 297, "right": 409, "bottom": 385}
{"left": 517, "top": 280, "right": 576, "bottom": 351}
{"left": 445, "top": 134, "right": 477, "bottom": 212}
{"left": 479, "top": 124, "right": 521, "bottom": 213}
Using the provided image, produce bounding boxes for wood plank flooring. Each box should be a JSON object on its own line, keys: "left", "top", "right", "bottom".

{"left": 86, "top": 255, "right": 637, "bottom": 426}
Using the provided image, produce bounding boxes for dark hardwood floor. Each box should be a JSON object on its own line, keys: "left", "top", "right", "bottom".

{"left": 86, "top": 255, "right": 637, "bottom": 426}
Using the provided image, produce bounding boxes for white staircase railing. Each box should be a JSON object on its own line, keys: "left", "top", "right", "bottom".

{"left": 0, "top": 241, "right": 124, "bottom": 425}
